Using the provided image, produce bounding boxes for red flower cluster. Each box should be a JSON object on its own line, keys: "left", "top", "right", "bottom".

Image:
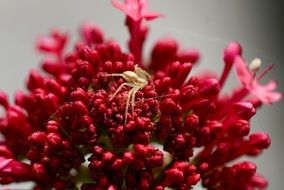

{"left": 0, "top": 0, "right": 281, "bottom": 189}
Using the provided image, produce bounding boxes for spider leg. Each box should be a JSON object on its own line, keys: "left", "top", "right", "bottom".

{"left": 131, "top": 85, "right": 141, "bottom": 116}
{"left": 124, "top": 85, "right": 136, "bottom": 125}
{"left": 103, "top": 73, "right": 124, "bottom": 77}
{"left": 135, "top": 66, "right": 151, "bottom": 81}
{"left": 110, "top": 82, "right": 133, "bottom": 100}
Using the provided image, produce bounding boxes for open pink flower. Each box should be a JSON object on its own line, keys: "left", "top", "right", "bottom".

{"left": 111, "top": 0, "right": 162, "bottom": 21}
{"left": 234, "top": 56, "right": 282, "bottom": 104}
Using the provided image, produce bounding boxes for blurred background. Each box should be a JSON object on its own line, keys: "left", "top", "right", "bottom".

{"left": 0, "top": 0, "right": 283, "bottom": 189}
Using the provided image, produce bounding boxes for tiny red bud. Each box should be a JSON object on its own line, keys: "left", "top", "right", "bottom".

{"left": 29, "top": 132, "right": 47, "bottom": 146}
{"left": 249, "top": 132, "right": 271, "bottom": 149}
{"left": 81, "top": 22, "right": 104, "bottom": 44}
{"left": 233, "top": 102, "right": 256, "bottom": 119}
{"left": 0, "top": 91, "right": 9, "bottom": 109}
{"left": 177, "top": 48, "right": 200, "bottom": 64}
{"left": 199, "top": 78, "right": 220, "bottom": 96}
{"left": 47, "top": 133, "right": 62, "bottom": 147}
{"left": 150, "top": 38, "right": 178, "bottom": 71}
{"left": 0, "top": 145, "right": 13, "bottom": 158}
{"left": 234, "top": 162, "right": 257, "bottom": 178}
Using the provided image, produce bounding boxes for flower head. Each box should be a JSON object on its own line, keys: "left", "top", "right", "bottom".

{"left": 0, "top": 1, "right": 281, "bottom": 190}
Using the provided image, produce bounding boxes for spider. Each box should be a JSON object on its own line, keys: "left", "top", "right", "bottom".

{"left": 105, "top": 65, "right": 152, "bottom": 124}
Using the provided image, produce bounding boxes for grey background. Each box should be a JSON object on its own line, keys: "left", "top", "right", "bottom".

{"left": 0, "top": 0, "right": 283, "bottom": 189}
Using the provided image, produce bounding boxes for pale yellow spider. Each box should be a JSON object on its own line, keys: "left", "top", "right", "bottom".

{"left": 105, "top": 65, "right": 151, "bottom": 124}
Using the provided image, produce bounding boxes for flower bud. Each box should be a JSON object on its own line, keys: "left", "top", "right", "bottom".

{"left": 0, "top": 91, "right": 9, "bottom": 109}
{"left": 47, "top": 133, "right": 62, "bottom": 147}
{"left": 199, "top": 78, "right": 220, "bottom": 97}
{"left": 234, "top": 161, "right": 256, "bottom": 178}
{"left": 177, "top": 48, "right": 200, "bottom": 64}
{"left": 233, "top": 102, "right": 256, "bottom": 119}
{"left": 81, "top": 22, "right": 104, "bottom": 44}
{"left": 249, "top": 132, "right": 271, "bottom": 149}
{"left": 29, "top": 132, "right": 47, "bottom": 146}
{"left": 223, "top": 42, "right": 242, "bottom": 65}
{"left": 0, "top": 145, "right": 13, "bottom": 158}
{"left": 150, "top": 38, "right": 178, "bottom": 71}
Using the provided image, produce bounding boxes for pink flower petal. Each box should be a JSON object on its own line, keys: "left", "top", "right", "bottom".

{"left": 142, "top": 10, "right": 162, "bottom": 20}
{"left": 112, "top": 0, "right": 161, "bottom": 21}
{"left": 0, "top": 158, "right": 13, "bottom": 171}
{"left": 262, "top": 80, "right": 278, "bottom": 91}
{"left": 234, "top": 56, "right": 253, "bottom": 87}
{"left": 112, "top": 0, "right": 139, "bottom": 21}
{"left": 251, "top": 81, "right": 282, "bottom": 104}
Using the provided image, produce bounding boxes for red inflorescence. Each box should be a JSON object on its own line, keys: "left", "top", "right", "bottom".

{"left": 0, "top": 0, "right": 281, "bottom": 189}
